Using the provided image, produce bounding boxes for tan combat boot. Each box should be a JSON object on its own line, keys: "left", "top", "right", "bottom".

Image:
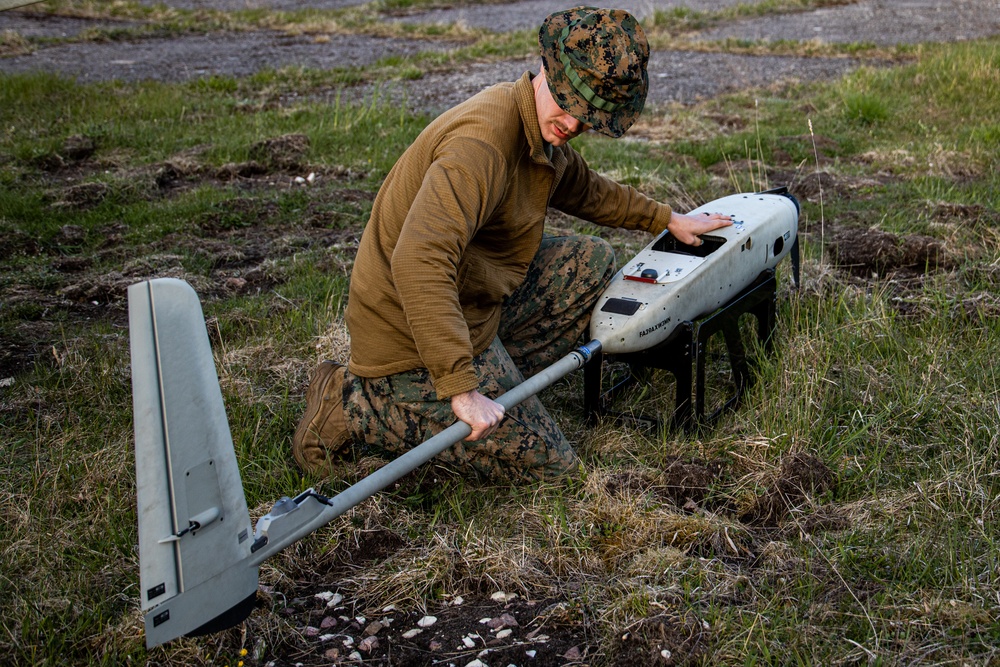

{"left": 292, "top": 361, "right": 352, "bottom": 474}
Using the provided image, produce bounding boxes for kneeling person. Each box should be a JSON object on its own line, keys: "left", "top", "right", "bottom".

{"left": 293, "top": 6, "right": 732, "bottom": 482}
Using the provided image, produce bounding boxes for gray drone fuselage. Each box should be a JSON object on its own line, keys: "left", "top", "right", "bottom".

{"left": 591, "top": 192, "right": 799, "bottom": 354}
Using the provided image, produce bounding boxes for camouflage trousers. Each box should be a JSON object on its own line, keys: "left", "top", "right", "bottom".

{"left": 342, "top": 234, "right": 615, "bottom": 482}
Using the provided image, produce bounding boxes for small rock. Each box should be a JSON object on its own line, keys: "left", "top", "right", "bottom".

{"left": 496, "top": 629, "right": 512, "bottom": 640}
{"left": 526, "top": 649, "right": 536, "bottom": 658}
{"left": 401, "top": 628, "right": 423, "bottom": 639}
{"left": 359, "top": 636, "right": 379, "bottom": 653}
{"left": 303, "top": 626, "right": 320, "bottom": 637}
{"left": 462, "top": 635, "right": 477, "bottom": 648}
{"left": 417, "top": 615, "right": 438, "bottom": 627}
{"left": 318, "top": 634, "right": 337, "bottom": 642}
{"left": 563, "top": 645, "right": 583, "bottom": 660}
{"left": 342, "top": 636, "right": 354, "bottom": 647}
{"left": 323, "top": 648, "right": 340, "bottom": 660}
{"left": 491, "top": 591, "right": 517, "bottom": 603}
{"left": 488, "top": 613, "right": 518, "bottom": 630}
{"left": 429, "top": 640, "right": 443, "bottom": 651}
{"left": 349, "top": 651, "right": 362, "bottom": 661}
{"left": 364, "top": 621, "right": 383, "bottom": 636}
{"left": 326, "top": 594, "right": 344, "bottom": 608}
{"left": 661, "top": 649, "right": 673, "bottom": 659}
{"left": 314, "top": 591, "right": 342, "bottom": 604}
{"left": 465, "top": 660, "right": 486, "bottom": 667}
{"left": 321, "top": 616, "right": 338, "bottom": 629}
{"left": 451, "top": 595, "right": 464, "bottom": 606}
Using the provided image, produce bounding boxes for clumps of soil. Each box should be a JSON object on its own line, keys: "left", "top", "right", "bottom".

{"left": 932, "top": 201, "right": 1000, "bottom": 227}
{"left": 53, "top": 181, "right": 110, "bottom": 208}
{"left": 249, "top": 133, "right": 311, "bottom": 171}
{"left": 61, "top": 134, "right": 97, "bottom": 161}
{"left": 602, "top": 459, "right": 721, "bottom": 508}
{"left": 740, "top": 452, "right": 836, "bottom": 527}
{"left": 828, "top": 227, "right": 951, "bottom": 277}
{"left": 334, "top": 527, "right": 409, "bottom": 568}
{"left": 609, "top": 612, "right": 709, "bottom": 666}
{"left": 0, "top": 223, "right": 42, "bottom": 260}
{"left": 216, "top": 160, "right": 270, "bottom": 180}
{"left": 31, "top": 133, "right": 97, "bottom": 172}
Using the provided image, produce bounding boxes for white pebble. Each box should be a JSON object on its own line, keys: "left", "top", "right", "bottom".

{"left": 462, "top": 636, "right": 476, "bottom": 648}
{"left": 526, "top": 649, "right": 536, "bottom": 657}
{"left": 661, "top": 649, "right": 672, "bottom": 659}
{"left": 465, "top": 660, "right": 486, "bottom": 667}
{"left": 417, "top": 615, "right": 438, "bottom": 627}
{"left": 496, "top": 629, "right": 512, "bottom": 639}
{"left": 479, "top": 617, "right": 492, "bottom": 624}
{"left": 349, "top": 652, "right": 362, "bottom": 661}
{"left": 325, "top": 594, "right": 344, "bottom": 608}
{"left": 402, "top": 628, "right": 423, "bottom": 639}
{"left": 318, "top": 634, "right": 336, "bottom": 642}
{"left": 491, "top": 591, "right": 517, "bottom": 603}
{"left": 451, "top": 595, "right": 464, "bottom": 606}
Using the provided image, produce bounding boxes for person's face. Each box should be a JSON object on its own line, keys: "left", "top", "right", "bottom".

{"left": 533, "top": 71, "right": 589, "bottom": 147}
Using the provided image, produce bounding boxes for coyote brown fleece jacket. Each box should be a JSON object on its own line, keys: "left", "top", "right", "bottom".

{"left": 346, "top": 72, "right": 673, "bottom": 400}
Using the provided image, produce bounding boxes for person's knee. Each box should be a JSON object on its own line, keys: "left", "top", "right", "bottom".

{"left": 573, "top": 235, "right": 616, "bottom": 287}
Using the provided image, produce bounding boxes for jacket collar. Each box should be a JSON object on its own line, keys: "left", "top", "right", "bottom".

{"left": 514, "top": 71, "right": 553, "bottom": 165}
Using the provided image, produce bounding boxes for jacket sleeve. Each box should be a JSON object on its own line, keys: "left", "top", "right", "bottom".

{"left": 548, "top": 145, "right": 673, "bottom": 235}
{"left": 390, "top": 137, "right": 508, "bottom": 400}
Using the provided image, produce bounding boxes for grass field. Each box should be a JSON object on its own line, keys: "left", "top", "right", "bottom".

{"left": 1, "top": 3, "right": 999, "bottom": 664}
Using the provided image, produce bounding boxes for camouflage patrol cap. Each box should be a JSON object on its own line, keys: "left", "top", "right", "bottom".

{"left": 539, "top": 6, "right": 649, "bottom": 138}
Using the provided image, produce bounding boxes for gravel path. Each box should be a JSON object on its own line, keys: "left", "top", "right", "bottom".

{"left": 2, "top": 0, "right": 999, "bottom": 112}
{"left": 696, "top": 0, "right": 1000, "bottom": 45}
{"left": 0, "top": 28, "right": 457, "bottom": 83}
{"left": 386, "top": 0, "right": 766, "bottom": 32}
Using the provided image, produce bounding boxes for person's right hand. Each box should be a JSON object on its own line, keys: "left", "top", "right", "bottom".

{"left": 451, "top": 389, "right": 505, "bottom": 441}
{"left": 668, "top": 211, "right": 733, "bottom": 246}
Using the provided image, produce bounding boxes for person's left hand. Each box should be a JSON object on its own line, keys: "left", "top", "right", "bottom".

{"left": 667, "top": 211, "right": 733, "bottom": 246}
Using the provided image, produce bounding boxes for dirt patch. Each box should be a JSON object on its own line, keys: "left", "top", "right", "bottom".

{"left": 932, "top": 201, "right": 1000, "bottom": 227}
{"left": 603, "top": 460, "right": 721, "bottom": 508}
{"left": 269, "top": 591, "right": 592, "bottom": 667}
{"left": 828, "top": 227, "right": 951, "bottom": 277}
{"left": 608, "top": 612, "right": 709, "bottom": 666}
{"left": 740, "top": 452, "right": 836, "bottom": 527}
{"left": 249, "top": 133, "right": 311, "bottom": 170}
